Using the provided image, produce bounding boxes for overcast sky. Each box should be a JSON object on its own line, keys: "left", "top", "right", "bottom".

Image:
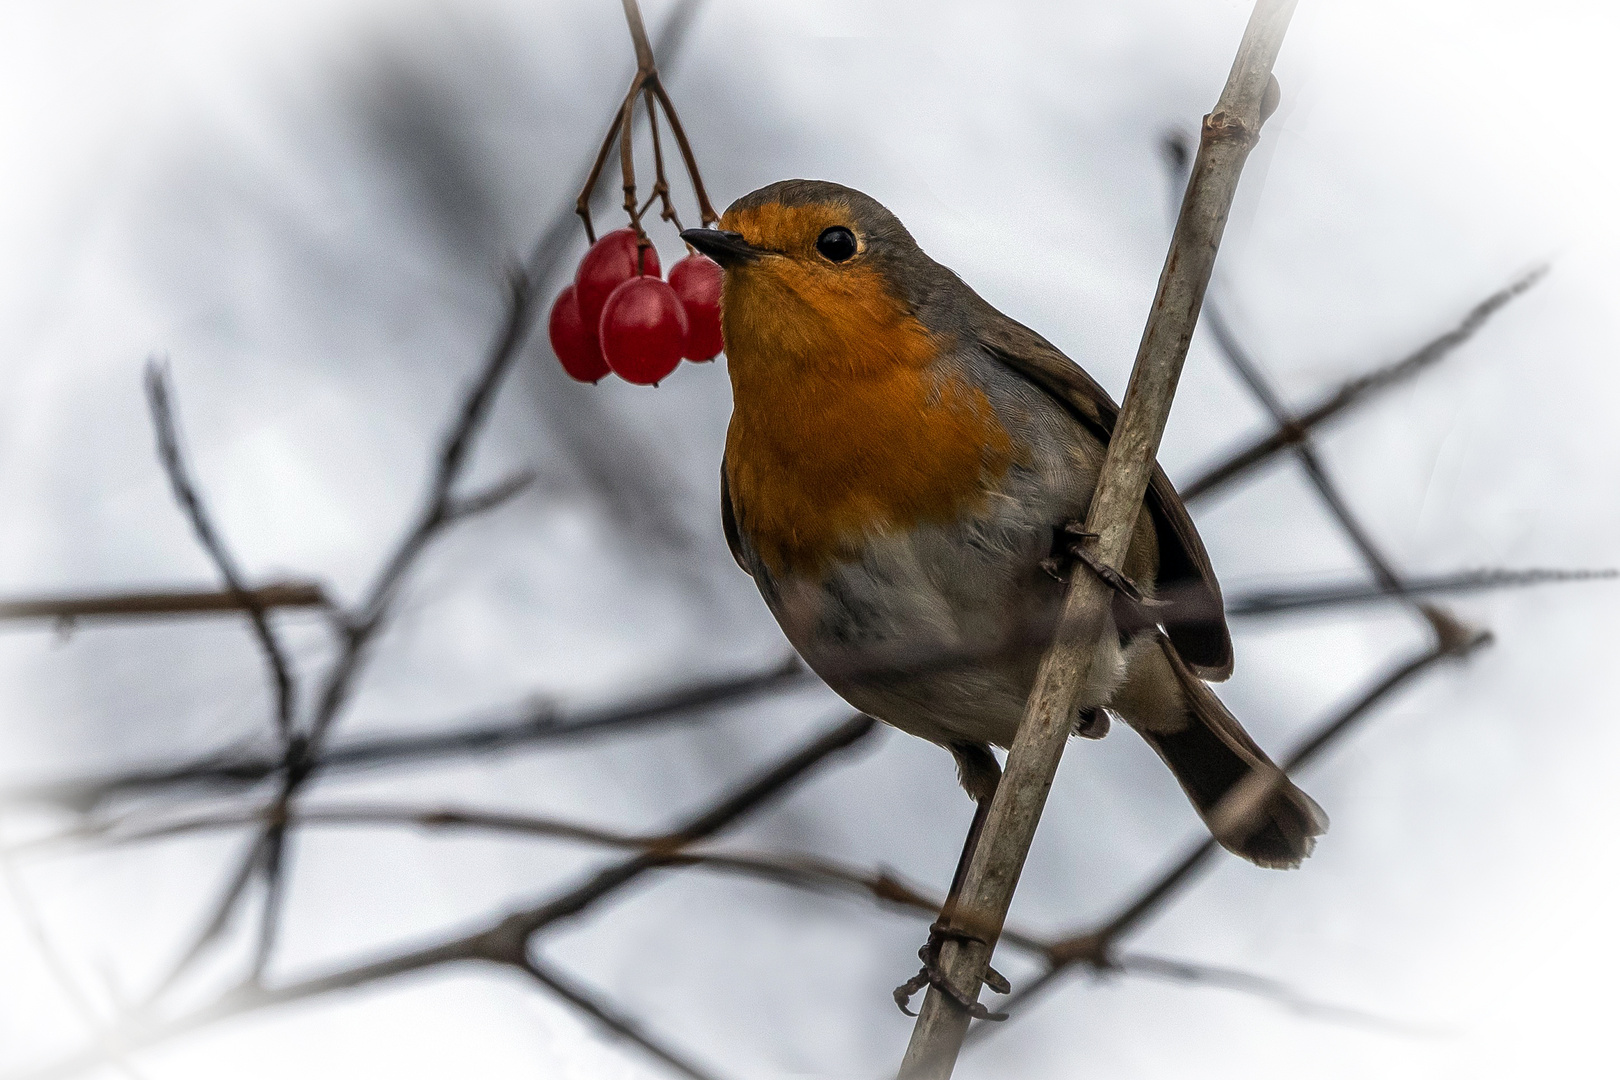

{"left": 2, "top": 2, "right": 1617, "bottom": 1078}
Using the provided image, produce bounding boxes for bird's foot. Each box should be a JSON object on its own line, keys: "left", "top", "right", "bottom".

{"left": 893, "top": 920, "right": 1010, "bottom": 1021}
{"left": 1043, "top": 521, "right": 1169, "bottom": 613}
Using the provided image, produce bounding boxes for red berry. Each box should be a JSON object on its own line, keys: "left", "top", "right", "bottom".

{"left": 575, "top": 229, "right": 662, "bottom": 335}
{"left": 669, "top": 254, "right": 723, "bottom": 361}
{"left": 548, "top": 284, "right": 609, "bottom": 383}
{"left": 599, "top": 277, "right": 688, "bottom": 386}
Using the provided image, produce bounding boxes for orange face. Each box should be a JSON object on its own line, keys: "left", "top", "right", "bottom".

{"left": 718, "top": 199, "right": 1013, "bottom": 576}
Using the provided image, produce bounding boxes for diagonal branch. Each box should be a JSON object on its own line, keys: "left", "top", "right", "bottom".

{"left": 1200, "top": 302, "right": 1414, "bottom": 606}
{"left": 898, "top": 6, "right": 1298, "bottom": 1075}
{"left": 144, "top": 363, "right": 299, "bottom": 744}
{"left": 520, "top": 956, "right": 725, "bottom": 1080}
{"left": 1181, "top": 265, "right": 1547, "bottom": 503}
{"left": 970, "top": 625, "right": 1491, "bottom": 1033}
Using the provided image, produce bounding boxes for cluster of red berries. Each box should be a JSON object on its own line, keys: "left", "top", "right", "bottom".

{"left": 548, "top": 229, "right": 723, "bottom": 385}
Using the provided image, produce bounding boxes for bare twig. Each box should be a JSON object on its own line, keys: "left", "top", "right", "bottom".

{"left": 146, "top": 832, "right": 268, "bottom": 1000}
{"left": 1112, "top": 952, "right": 1434, "bottom": 1035}
{"left": 24, "top": 798, "right": 1403, "bottom": 1039}
{"left": 520, "top": 956, "right": 725, "bottom": 1080}
{"left": 575, "top": 0, "right": 718, "bottom": 241}
{"left": 442, "top": 470, "right": 536, "bottom": 522}
{"left": 0, "top": 581, "right": 329, "bottom": 626}
{"left": 0, "top": 656, "right": 812, "bottom": 812}
{"left": 898, "top": 8, "right": 1297, "bottom": 1075}
{"left": 1202, "top": 303, "right": 1419, "bottom": 611}
{"left": 7, "top": 715, "right": 876, "bottom": 1080}
{"left": 1227, "top": 567, "right": 1617, "bottom": 618}
{"left": 27, "top": 795, "right": 1419, "bottom": 1055}
{"left": 1181, "top": 266, "right": 1548, "bottom": 503}
{"left": 151, "top": 233, "right": 545, "bottom": 998}
{"left": 970, "top": 626, "right": 1492, "bottom": 1033}
{"left": 144, "top": 363, "right": 299, "bottom": 744}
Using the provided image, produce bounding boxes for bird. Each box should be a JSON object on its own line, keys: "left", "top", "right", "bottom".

{"left": 680, "top": 179, "right": 1325, "bottom": 872}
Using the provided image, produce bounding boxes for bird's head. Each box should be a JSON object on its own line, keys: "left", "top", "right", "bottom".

{"left": 680, "top": 180, "right": 941, "bottom": 383}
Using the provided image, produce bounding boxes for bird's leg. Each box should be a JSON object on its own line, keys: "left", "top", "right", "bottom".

{"left": 893, "top": 784, "right": 1012, "bottom": 1021}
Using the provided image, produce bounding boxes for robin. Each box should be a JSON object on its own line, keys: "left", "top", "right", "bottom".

{"left": 679, "top": 180, "right": 1325, "bottom": 875}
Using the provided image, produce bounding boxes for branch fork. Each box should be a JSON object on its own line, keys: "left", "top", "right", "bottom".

{"left": 575, "top": 0, "right": 718, "bottom": 246}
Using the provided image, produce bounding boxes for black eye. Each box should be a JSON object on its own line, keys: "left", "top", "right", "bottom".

{"left": 815, "top": 226, "right": 858, "bottom": 262}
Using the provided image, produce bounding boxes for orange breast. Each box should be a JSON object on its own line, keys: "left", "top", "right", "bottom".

{"left": 721, "top": 252, "right": 1013, "bottom": 577}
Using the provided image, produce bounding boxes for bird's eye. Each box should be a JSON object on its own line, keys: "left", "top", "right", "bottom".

{"left": 815, "top": 226, "right": 858, "bottom": 263}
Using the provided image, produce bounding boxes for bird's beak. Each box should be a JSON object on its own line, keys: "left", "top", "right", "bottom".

{"left": 680, "top": 228, "right": 763, "bottom": 267}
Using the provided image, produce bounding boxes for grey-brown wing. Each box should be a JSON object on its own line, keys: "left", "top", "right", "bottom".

{"left": 719, "top": 453, "right": 750, "bottom": 576}
{"left": 979, "top": 316, "right": 1234, "bottom": 680}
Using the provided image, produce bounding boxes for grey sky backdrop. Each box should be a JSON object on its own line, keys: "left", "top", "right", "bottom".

{"left": 1, "top": 1, "right": 1617, "bottom": 1078}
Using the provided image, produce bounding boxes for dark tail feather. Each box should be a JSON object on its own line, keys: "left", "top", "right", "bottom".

{"left": 1143, "top": 639, "right": 1328, "bottom": 869}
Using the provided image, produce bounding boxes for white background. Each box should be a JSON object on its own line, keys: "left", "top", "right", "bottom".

{"left": 1, "top": 1, "right": 1616, "bottom": 1078}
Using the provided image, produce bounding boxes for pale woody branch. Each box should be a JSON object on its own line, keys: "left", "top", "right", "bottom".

{"left": 899, "top": 5, "right": 1299, "bottom": 1075}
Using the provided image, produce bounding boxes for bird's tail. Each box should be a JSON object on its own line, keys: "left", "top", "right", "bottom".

{"left": 1128, "top": 636, "right": 1328, "bottom": 869}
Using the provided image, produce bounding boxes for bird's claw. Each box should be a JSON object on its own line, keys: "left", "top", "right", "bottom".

{"left": 1047, "top": 522, "right": 1168, "bottom": 611}
{"left": 892, "top": 921, "right": 1010, "bottom": 1021}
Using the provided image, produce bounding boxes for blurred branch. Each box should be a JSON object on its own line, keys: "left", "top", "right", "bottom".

{"left": 0, "top": 581, "right": 329, "bottom": 626}
{"left": 144, "top": 362, "right": 299, "bottom": 745}
{"left": 1181, "top": 265, "right": 1547, "bottom": 504}
{"left": 1112, "top": 952, "right": 1433, "bottom": 1035}
{"left": 186, "top": 0, "right": 718, "bottom": 980}
{"left": 151, "top": 251, "right": 553, "bottom": 994}
{"left": 5, "top": 715, "right": 876, "bottom": 1080}
{"left": 1202, "top": 302, "right": 1420, "bottom": 613}
{"left": 0, "top": 832, "right": 149, "bottom": 1080}
{"left": 0, "top": 656, "right": 812, "bottom": 812}
{"left": 520, "top": 957, "right": 725, "bottom": 1080}
{"left": 968, "top": 624, "right": 1491, "bottom": 1036}
{"left": 899, "top": 6, "right": 1297, "bottom": 1075}
{"left": 18, "top": 759, "right": 1402, "bottom": 1051}
{"left": 442, "top": 469, "right": 536, "bottom": 522}
{"left": 1227, "top": 567, "right": 1617, "bottom": 618}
